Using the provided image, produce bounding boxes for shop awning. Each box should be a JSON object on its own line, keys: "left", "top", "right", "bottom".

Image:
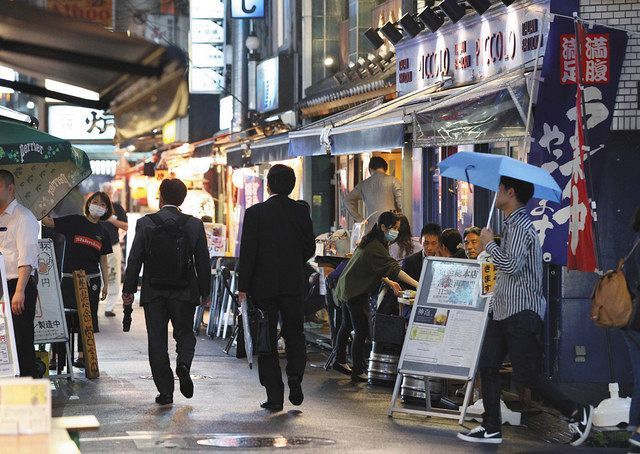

{"left": 0, "top": 1, "right": 188, "bottom": 142}
{"left": 328, "top": 80, "right": 448, "bottom": 155}
{"left": 288, "top": 97, "right": 386, "bottom": 157}
{"left": 413, "top": 70, "right": 530, "bottom": 147}
{"left": 226, "top": 133, "right": 290, "bottom": 168}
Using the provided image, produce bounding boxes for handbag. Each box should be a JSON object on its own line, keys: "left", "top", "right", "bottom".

{"left": 247, "top": 299, "right": 272, "bottom": 356}
{"left": 591, "top": 239, "right": 640, "bottom": 328}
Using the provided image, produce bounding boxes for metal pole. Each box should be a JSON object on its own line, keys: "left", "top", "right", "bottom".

{"left": 231, "top": 19, "right": 249, "bottom": 132}
{"left": 486, "top": 193, "right": 497, "bottom": 230}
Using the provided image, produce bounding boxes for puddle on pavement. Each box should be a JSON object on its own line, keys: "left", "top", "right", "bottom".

{"left": 139, "top": 375, "right": 213, "bottom": 380}
{"left": 196, "top": 435, "right": 336, "bottom": 448}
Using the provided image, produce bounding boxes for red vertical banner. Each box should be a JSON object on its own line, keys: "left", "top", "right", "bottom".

{"left": 567, "top": 21, "right": 598, "bottom": 272}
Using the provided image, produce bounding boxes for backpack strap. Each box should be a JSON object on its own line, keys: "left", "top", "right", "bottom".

{"left": 149, "top": 213, "right": 164, "bottom": 227}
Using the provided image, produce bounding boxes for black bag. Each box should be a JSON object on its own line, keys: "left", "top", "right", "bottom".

{"left": 146, "top": 213, "right": 193, "bottom": 290}
{"left": 236, "top": 300, "right": 272, "bottom": 357}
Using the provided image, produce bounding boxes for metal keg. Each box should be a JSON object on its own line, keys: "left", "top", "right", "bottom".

{"left": 401, "top": 374, "right": 444, "bottom": 405}
{"left": 367, "top": 342, "right": 400, "bottom": 386}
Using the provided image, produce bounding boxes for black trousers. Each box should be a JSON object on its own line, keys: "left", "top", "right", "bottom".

{"left": 479, "top": 310, "right": 577, "bottom": 432}
{"left": 8, "top": 277, "right": 38, "bottom": 377}
{"left": 335, "top": 293, "right": 369, "bottom": 375}
{"left": 254, "top": 295, "right": 306, "bottom": 403}
{"left": 143, "top": 297, "right": 197, "bottom": 396}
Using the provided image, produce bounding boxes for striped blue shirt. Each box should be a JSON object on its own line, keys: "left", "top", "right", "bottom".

{"left": 485, "top": 207, "right": 546, "bottom": 321}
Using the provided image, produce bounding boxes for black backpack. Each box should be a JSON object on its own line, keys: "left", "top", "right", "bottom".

{"left": 145, "top": 213, "right": 193, "bottom": 290}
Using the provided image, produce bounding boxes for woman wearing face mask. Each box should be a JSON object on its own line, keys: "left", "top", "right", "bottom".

{"left": 334, "top": 211, "right": 419, "bottom": 382}
{"left": 42, "top": 191, "right": 113, "bottom": 368}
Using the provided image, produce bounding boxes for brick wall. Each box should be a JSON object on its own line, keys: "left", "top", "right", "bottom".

{"left": 580, "top": 0, "right": 640, "bottom": 130}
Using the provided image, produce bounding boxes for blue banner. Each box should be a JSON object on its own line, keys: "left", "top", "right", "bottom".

{"left": 527, "top": 16, "right": 628, "bottom": 265}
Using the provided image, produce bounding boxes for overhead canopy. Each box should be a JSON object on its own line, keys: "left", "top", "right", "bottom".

{"left": 288, "top": 97, "right": 386, "bottom": 157}
{"left": 413, "top": 70, "right": 530, "bottom": 147}
{"left": 226, "top": 133, "right": 290, "bottom": 168}
{"left": 327, "top": 80, "right": 451, "bottom": 155}
{"left": 0, "top": 0, "right": 188, "bottom": 141}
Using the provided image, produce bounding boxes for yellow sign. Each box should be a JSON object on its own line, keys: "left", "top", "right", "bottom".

{"left": 162, "top": 120, "right": 177, "bottom": 144}
{"left": 482, "top": 262, "right": 497, "bottom": 296}
{"left": 46, "top": 0, "right": 114, "bottom": 29}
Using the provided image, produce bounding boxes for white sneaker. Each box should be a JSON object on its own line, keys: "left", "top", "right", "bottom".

{"left": 568, "top": 405, "right": 593, "bottom": 446}
{"left": 457, "top": 426, "right": 502, "bottom": 444}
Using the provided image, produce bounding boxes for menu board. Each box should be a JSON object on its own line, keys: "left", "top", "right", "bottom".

{"left": 34, "top": 239, "right": 68, "bottom": 344}
{"left": 398, "top": 258, "right": 488, "bottom": 380}
{"left": 0, "top": 254, "right": 19, "bottom": 377}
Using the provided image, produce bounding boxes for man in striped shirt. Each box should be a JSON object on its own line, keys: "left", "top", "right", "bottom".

{"left": 457, "top": 176, "right": 593, "bottom": 446}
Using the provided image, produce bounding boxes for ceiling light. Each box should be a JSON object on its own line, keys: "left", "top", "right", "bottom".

{"left": 417, "top": 6, "right": 445, "bottom": 33}
{"left": 467, "top": 0, "right": 491, "bottom": 15}
{"left": 398, "top": 13, "right": 423, "bottom": 38}
{"left": 439, "top": 0, "right": 466, "bottom": 23}
{"left": 380, "top": 21, "right": 404, "bottom": 45}
{"left": 364, "top": 27, "right": 385, "bottom": 49}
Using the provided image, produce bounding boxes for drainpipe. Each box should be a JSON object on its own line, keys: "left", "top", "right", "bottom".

{"left": 231, "top": 19, "right": 249, "bottom": 132}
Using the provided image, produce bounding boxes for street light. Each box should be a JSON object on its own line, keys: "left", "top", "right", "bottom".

{"left": 467, "top": 0, "right": 491, "bottom": 15}
{"left": 439, "top": 0, "right": 466, "bottom": 23}
{"left": 380, "top": 21, "right": 404, "bottom": 45}
{"left": 364, "top": 27, "right": 385, "bottom": 50}
{"left": 417, "top": 6, "right": 445, "bottom": 33}
{"left": 245, "top": 31, "right": 260, "bottom": 52}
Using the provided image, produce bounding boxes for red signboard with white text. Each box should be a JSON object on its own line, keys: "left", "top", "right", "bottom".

{"left": 46, "top": 0, "right": 113, "bottom": 29}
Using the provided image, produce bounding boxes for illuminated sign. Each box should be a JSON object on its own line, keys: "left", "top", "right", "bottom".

{"left": 256, "top": 55, "right": 294, "bottom": 114}
{"left": 395, "top": 1, "right": 549, "bottom": 95}
{"left": 46, "top": 0, "right": 114, "bottom": 28}
{"left": 230, "top": 0, "right": 265, "bottom": 19}
{"left": 47, "top": 105, "right": 115, "bottom": 140}
{"left": 189, "top": 0, "right": 225, "bottom": 94}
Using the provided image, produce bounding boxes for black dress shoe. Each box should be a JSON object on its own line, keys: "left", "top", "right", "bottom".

{"left": 260, "top": 401, "right": 283, "bottom": 412}
{"left": 155, "top": 393, "right": 173, "bottom": 405}
{"left": 104, "top": 311, "right": 116, "bottom": 317}
{"left": 72, "top": 358, "right": 85, "bottom": 369}
{"left": 176, "top": 363, "right": 194, "bottom": 399}
{"left": 288, "top": 377, "right": 304, "bottom": 406}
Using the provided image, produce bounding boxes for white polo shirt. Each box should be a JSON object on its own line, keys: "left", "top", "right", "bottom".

{"left": 0, "top": 199, "right": 39, "bottom": 280}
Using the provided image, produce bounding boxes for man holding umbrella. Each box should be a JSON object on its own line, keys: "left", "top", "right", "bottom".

{"left": 457, "top": 176, "right": 593, "bottom": 446}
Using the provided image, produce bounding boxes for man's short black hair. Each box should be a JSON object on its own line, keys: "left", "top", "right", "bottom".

{"left": 463, "top": 226, "right": 482, "bottom": 239}
{"left": 500, "top": 176, "right": 534, "bottom": 205}
{"left": 0, "top": 170, "right": 15, "bottom": 186}
{"left": 369, "top": 156, "right": 388, "bottom": 172}
{"left": 267, "top": 164, "right": 296, "bottom": 195}
{"left": 159, "top": 178, "right": 188, "bottom": 206}
{"left": 421, "top": 223, "right": 442, "bottom": 239}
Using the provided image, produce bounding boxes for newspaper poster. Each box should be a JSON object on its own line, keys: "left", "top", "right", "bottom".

{"left": 34, "top": 239, "right": 68, "bottom": 344}
{"left": 204, "top": 222, "right": 227, "bottom": 256}
{"left": 399, "top": 257, "right": 488, "bottom": 379}
{"left": 0, "top": 254, "right": 19, "bottom": 377}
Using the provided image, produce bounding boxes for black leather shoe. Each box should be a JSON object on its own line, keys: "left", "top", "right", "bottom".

{"left": 176, "top": 364, "right": 194, "bottom": 399}
{"left": 104, "top": 311, "right": 116, "bottom": 317}
{"left": 260, "top": 401, "right": 283, "bottom": 412}
{"left": 72, "top": 358, "right": 85, "bottom": 369}
{"left": 155, "top": 393, "right": 173, "bottom": 405}
{"left": 288, "top": 376, "right": 304, "bottom": 406}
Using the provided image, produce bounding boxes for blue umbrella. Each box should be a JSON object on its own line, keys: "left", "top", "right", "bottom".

{"left": 438, "top": 152, "right": 562, "bottom": 227}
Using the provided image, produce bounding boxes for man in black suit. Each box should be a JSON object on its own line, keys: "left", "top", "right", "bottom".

{"left": 238, "top": 164, "right": 315, "bottom": 412}
{"left": 402, "top": 223, "right": 442, "bottom": 282}
{"left": 122, "top": 178, "right": 211, "bottom": 406}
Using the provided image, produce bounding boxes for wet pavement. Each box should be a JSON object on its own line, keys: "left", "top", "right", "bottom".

{"left": 49, "top": 303, "right": 625, "bottom": 453}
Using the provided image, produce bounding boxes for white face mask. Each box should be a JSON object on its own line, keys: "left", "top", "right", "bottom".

{"left": 89, "top": 204, "right": 106, "bottom": 218}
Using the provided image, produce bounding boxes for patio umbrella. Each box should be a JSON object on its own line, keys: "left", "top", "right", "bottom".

{"left": 438, "top": 152, "right": 561, "bottom": 227}
{"left": 0, "top": 119, "right": 92, "bottom": 219}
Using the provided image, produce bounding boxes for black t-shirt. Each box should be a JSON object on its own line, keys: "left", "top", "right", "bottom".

{"left": 101, "top": 203, "right": 127, "bottom": 246}
{"left": 54, "top": 215, "right": 112, "bottom": 274}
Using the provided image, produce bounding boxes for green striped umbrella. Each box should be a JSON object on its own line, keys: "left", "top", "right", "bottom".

{"left": 0, "top": 119, "right": 92, "bottom": 219}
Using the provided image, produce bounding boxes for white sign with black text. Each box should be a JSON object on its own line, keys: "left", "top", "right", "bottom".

{"left": 395, "top": 0, "right": 549, "bottom": 95}
{"left": 34, "top": 239, "right": 68, "bottom": 344}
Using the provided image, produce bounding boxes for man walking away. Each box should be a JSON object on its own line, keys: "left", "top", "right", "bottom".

{"left": 346, "top": 157, "right": 402, "bottom": 230}
{"left": 238, "top": 164, "right": 315, "bottom": 412}
{"left": 100, "top": 182, "right": 128, "bottom": 317}
{"left": 457, "top": 176, "right": 593, "bottom": 446}
{"left": 122, "top": 178, "right": 211, "bottom": 405}
{"left": 0, "top": 170, "right": 39, "bottom": 377}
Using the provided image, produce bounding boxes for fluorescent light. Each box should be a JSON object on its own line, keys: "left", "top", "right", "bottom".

{"left": 0, "top": 65, "right": 16, "bottom": 94}
{"left": 0, "top": 105, "right": 31, "bottom": 123}
{"left": 44, "top": 79, "right": 100, "bottom": 101}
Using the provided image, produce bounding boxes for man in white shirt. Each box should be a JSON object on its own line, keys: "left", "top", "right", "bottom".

{"left": 0, "top": 170, "right": 40, "bottom": 377}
